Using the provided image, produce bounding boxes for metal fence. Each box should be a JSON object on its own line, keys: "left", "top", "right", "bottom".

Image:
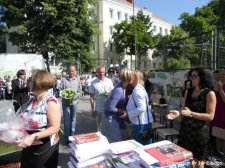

{"left": 158, "top": 27, "right": 225, "bottom": 71}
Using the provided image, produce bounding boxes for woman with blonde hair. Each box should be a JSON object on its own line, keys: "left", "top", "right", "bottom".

{"left": 101, "top": 68, "right": 133, "bottom": 142}
{"left": 121, "top": 70, "right": 153, "bottom": 145}
{"left": 17, "top": 69, "right": 61, "bottom": 168}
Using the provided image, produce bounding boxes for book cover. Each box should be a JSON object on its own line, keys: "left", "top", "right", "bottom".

{"left": 112, "top": 151, "right": 144, "bottom": 168}
{"left": 134, "top": 148, "right": 159, "bottom": 167}
{"left": 150, "top": 160, "right": 190, "bottom": 168}
{"left": 144, "top": 143, "right": 193, "bottom": 166}
{"left": 110, "top": 139, "right": 143, "bottom": 155}
{"left": 87, "top": 159, "right": 114, "bottom": 168}
{"left": 69, "top": 132, "right": 109, "bottom": 151}
{"left": 71, "top": 132, "right": 100, "bottom": 144}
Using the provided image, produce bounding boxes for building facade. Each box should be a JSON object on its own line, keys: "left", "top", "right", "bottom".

{"left": 2, "top": 0, "right": 173, "bottom": 74}
{"left": 96, "top": 0, "right": 173, "bottom": 70}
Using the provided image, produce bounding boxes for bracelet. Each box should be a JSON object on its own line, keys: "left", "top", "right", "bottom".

{"left": 33, "top": 134, "right": 39, "bottom": 141}
{"left": 189, "top": 112, "right": 193, "bottom": 117}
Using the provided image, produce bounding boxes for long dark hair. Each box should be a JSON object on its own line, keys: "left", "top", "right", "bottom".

{"left": 189, "top": 67, "right": 214, "bottom": 89}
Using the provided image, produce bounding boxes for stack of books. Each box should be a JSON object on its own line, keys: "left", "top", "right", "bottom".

{"left": 67, "top": 132, "right": 112, "bottom": 168}
{"left": 67, "top": 133, "right": 193, "bottom": 168}
{"left": 108, "top": 139, "right": 145, "bottom": 168}
{"left": 134, "top": 140, "right": 193, "bottom": 168}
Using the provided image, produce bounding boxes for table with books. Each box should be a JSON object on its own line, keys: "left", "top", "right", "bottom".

{"left": 67, "top": 132, "right": 193, "bottom": 168}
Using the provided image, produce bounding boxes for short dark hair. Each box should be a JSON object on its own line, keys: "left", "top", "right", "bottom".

{"left": 16, "top": 69, "right": 26, "bottom": 78}
{"left": 108, "top": 67, "right": 115, "bottom": 74}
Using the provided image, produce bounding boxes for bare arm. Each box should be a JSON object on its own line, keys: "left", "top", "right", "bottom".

{"left": 90, "top": 94, "right": 96, "bottom": 117}
{"left": 18, "top": 101, "right": 61, "bottom": 147}
{"left": 181, "top": 91, "right": 216, "bottom": 121}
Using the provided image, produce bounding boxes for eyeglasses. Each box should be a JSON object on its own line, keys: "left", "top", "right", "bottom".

{"left": 190, "top": 74, "right": 198, "bottom": 80}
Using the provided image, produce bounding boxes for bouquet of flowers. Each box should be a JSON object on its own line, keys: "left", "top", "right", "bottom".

{"left": 60, "top": 88, "right": 76, "bottom": 99}
{"left": 60, "top": 88, "right": 76, "bottom": 105}
{"left": 0, "top": 108, "right": 28, "bottom": 144}
{"left": 0, "top": 129, "right": 28, "bottom": 144}
{"left": 100, "top": 91, "right": 110, "bottom": 102}
{"left": 100, "top": 91, "right": 110, "bottom": 98}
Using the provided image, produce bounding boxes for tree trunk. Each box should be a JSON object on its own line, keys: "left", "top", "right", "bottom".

{"left": 42, "top": 52, "right": 51, "bottom": 73}
{"left": 137, "top": 54, "right": 141, "bottom": 70}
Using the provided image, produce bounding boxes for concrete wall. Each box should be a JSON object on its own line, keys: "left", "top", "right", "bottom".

{"left": 0, "top": 54, "right": 44, "bottom": 77}
{"left": 150, "top": 70, "right": 188, "bottom": 97}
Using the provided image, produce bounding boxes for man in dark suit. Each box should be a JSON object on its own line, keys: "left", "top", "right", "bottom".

{"left": 11, "top": 69, "right": 30, "bottom": 112}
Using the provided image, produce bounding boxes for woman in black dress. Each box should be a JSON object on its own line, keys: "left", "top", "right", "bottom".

{"left": 167, "top": 67, "right": 216, "bottom": 168}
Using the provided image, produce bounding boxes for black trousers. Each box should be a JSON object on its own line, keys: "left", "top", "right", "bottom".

{"left": 20, "top": 138, "right": 59, "bottom": 168}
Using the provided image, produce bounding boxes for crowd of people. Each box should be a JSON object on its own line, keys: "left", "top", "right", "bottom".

{"left": 1, "top": 65, "right": 225, "bottom": 168}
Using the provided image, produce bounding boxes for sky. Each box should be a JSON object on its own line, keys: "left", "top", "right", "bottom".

{"left": 135, "top": 0, "right": 211, "bottom": 25}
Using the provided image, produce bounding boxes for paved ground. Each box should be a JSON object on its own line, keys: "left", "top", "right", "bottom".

{"left": 0, "top": 96, "right": 180, "bottom": 167}
{"left": 0, "top": 95, "right": 97, "bottom": 168}
{"left": 58, "top": 95, "right": 96, "bottom": 167}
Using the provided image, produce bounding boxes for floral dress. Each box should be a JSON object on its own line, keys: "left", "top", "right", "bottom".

{"left": 178, "top": 87, "right": 211, "bottom": 160}
{"left": 19, "top": 95, "right": 60, "bottom": 168}
{"left": 18, "top": 95, "right": 59, "bottom": 145}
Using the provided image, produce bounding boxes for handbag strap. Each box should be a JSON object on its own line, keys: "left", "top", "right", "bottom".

{"left": 132, "top": 91, "right": 150, "bottom": 124}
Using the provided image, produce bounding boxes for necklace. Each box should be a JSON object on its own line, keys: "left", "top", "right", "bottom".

{"left": 32, "top": 91, "right": 49, "bottom": 107}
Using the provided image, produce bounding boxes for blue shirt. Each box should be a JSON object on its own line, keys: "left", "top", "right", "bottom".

{"left": 104, "top": 83, "right": 126, "bottom": 119}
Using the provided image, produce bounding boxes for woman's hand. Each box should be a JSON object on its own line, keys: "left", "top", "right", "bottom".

{"left": 180, "top": 107, "right": 192, "bottom": 117}
{"left": 17, "top": 134, "right": 35, "bottom": 148}
{"left": 167, "top": 110, "right": 180, "bottom": 120}
{"left": 119, "top": 110, "right": 128, "bottom": 119}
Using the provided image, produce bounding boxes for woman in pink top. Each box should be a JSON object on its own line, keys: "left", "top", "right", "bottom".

{"left": 211, "top": 67, "right": 225, "bottom": 154}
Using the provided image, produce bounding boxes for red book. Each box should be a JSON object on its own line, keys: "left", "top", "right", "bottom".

{"left": 72, "top": 132, "right": 100, "bottom": 144}
{"left": 144, "top": 143, "right": 193, "bottom": 166}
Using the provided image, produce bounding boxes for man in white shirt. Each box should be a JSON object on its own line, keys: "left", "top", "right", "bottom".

{"left": 89, "top": 65, "right": 114, "bottom": 131}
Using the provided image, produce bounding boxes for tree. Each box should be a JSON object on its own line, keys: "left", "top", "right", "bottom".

{"left": 179, "top": 0, "right": 225, "bottom": 68}
{"left": 0, "top": 0, "right": 98, "bottom": 72}
{"left": 218, "top": 0, "right": 225, "bottom": 25}
{"left": 0, "top": 24, "right": 7, "bottom": 53}
{"left": 153, "top": 26, "right": 197, "bottom": 70}
{"left": 179, "top": 0, "right": 220, "bottom": 47}
{"left": 112, "top": 10, "right": 154, "bottom": 69}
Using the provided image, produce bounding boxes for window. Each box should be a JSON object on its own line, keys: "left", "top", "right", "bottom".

{"left": 109, "top": 26, "right": 113, "bottom": 35}
{"left": 109, "top": 9, "right": 113, "bottom": 18}
{"left": 153, "top": 63, "right": 156, "bottom": 69}
{"left": 159, "top": 63, "right": 162, "bottom": 68}
{"left": 159, "top": 27, "right": 163, "bottom": 34}
{"left": 110, "top": 43, "right": 113, "bottom": 52}
{"left": 125, "top": 13, "right": 128, "bottom": 20}
{"left": 117, "top": 11, "right": 121, "bottom": 20}
{"left": 165, "top": 29, "right": 168, "bottom": 35}
{"left": 153, "top": 25, "right": 157, "bottom": 32}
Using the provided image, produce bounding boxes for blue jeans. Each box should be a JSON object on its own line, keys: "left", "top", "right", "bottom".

{"left": 0, "top": 89, "right": 5, "bottom": 100}
{"left": 62, "top": 103, "right": 77, "bottom": 138}
{"left": 133, "top": 123, "right": 152, "bottom": 145}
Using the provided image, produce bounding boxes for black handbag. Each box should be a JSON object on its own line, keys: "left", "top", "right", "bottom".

{"left": 133, "top": 89, "right": 153, "bottom": 144}
{"left": 140, "top": 124, "right": 153, "bottom": 143}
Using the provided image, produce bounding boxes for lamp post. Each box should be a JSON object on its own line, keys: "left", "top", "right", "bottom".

{"left": 131, "top": 0, "right": 137, "bottom": 70}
